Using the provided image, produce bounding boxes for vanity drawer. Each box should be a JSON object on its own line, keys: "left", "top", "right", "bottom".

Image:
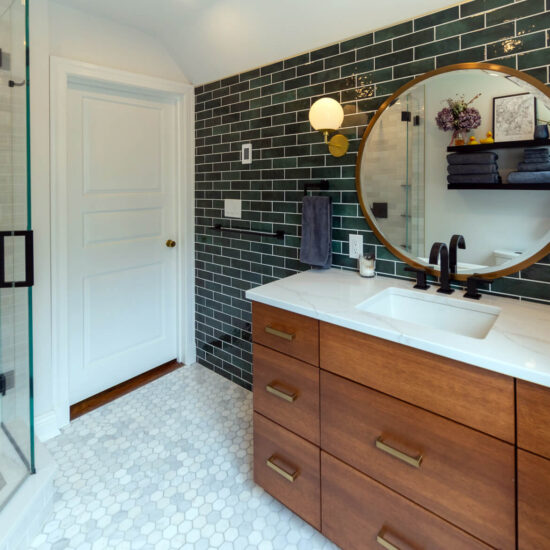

{"left": 518, "top": 449, "right": 550, "bottom": 549}
{"left": 253, "top": 344, "right": 319, "bottom": 444}
{"left": 253, "top": 412, "right": 320, "bottom": 530}
{"left": 320, "top": 371, "right": 515, "bottom": 549}
{"left": 252, "top": 303, "right": 319, "bottom": 365}
{"left": 320, "top": 322, "right": 515, "bottom": 442}
{"left": 517, "top": 379, "right": 550, "bottom": 459}
{"left": 321, "top": 452, "right": 491, "bottom": 550}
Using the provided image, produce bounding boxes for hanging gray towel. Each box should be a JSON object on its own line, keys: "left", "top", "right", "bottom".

{"left": 300, "top": 195, "right": 332, "bottom": 268}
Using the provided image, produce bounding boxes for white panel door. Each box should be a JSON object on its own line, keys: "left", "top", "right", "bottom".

{"left": 67, "top": 82, "right": 178, "bottom": 404}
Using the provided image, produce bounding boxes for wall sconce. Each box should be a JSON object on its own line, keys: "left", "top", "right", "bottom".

{"left": 308, "top": 97, "right": 349, "bottom": 157}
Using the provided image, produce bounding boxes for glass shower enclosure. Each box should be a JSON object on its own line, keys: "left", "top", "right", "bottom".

{"left": 0, "top": 0, "right": 34, "bottom": 511}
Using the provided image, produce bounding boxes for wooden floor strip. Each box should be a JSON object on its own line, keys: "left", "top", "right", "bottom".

{"left": 70, "top": 359, "right": 182, "bottom": 420}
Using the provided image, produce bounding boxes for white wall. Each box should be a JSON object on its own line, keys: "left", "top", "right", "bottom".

{"left": 424, "top": 71, "right": 550, "bottom": 267}
{"left": 30, "top": 0, "right": 189, "bottom": 440}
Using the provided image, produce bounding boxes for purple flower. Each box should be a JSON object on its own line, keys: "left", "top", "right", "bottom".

{"left": 435, "top": 107, "right": 455, "bottom": 132}
{"left": 456, "top": 107, "right": 481, "bottom": 131}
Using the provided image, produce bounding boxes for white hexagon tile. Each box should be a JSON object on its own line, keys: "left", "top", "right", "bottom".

{"left": 28, "top": 364, "right": 338, "bottom": 550}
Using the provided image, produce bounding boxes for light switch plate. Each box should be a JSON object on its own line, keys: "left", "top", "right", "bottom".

{"left": 242, "top": 143, "right": 252, "bottom": 165}
{"left": 224, "top": 199, "right": 242, "bottom": 218}
{"left": 349, "top": 234, "right": 363, "bottom": 259}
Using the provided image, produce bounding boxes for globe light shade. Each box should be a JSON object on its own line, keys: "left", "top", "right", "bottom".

{"left": 309, "top": 97, "right": 344, "bottom": 134}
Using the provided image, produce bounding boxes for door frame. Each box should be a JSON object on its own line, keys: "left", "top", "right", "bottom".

{"left": 50, "top": 56, "right": 195, "bottom": 429}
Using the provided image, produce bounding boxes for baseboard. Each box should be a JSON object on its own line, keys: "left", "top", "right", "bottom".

{"left": 69, "top": 359, "right": 182, "bottom": 420}
{"left": 34, "top": 411, "right": 61, "bottom": 442}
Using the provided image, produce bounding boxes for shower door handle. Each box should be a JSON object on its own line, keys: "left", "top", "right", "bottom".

{"left": 0, "top": 230, "right": 34, "bottom": 288}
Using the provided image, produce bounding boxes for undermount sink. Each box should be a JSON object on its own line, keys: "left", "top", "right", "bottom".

{"left": 356, "top": 287, "right": 501, "bottom": 339}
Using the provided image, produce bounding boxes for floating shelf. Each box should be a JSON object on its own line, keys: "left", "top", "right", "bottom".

{"left": 448, "top": 183, "right": 550, "bottom": 190}
{"left": 447, "top": 138, "right": 550, "bottom": 153}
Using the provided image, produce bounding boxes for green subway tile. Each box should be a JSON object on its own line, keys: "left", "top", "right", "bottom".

{"left": 297, "top": 83, "right": 325, "bottom": 99}
{"left": 249, "top": 75, "right": 271, "bottom": 90}
{"left": 375, "top": 259, "right": 396, "bottom": 275}
{"left": 341, "top": 33, "right": 374, "bottom": 52}
{"left": 414, "top": 6, "right": 459, "bottom": 31}
{"left": 436, "top": 15, "right": 484, "bottom": 40}
{"left": 376, "top": 77, "right": 412, "bottom": 96}
{"left": 517, "top": 11, "right": 550, "bottom": 35}
{"left": 521, "top": 264, "right": 550, "bottom": 282}
{"left": 488, "top": 31, "right": 545, "bottom": 58}
{"left": 524, "top": 66, "right": 548, "bottom": 82}
{"left": 416, "top": 36, "right": 459, "bottom": 59}
{"left": 356, "top": 68, "right": 393, "bottom": 87}
{"left": 261, "top": 82, "right": 284, "bottom": 96}
{"left": 376, "top": 247, "right": 400, "bottom": 262}
{"left": 312, "top": 166, "right": 341, "bottom": 178}
{"left": 436, "top": 46, "right": 486, "bottom": 68}
{"left": 375, "top": 48, "right": 414, "bottom": 69}
{"left": 461, "top": 22, "right": 514, "bottom": 49}
{"left": 393, "top": 58, "right": 435, "bottom": 79}
{"left": 325, "top": 50, "right": 355, "bottom": 69}
{"left": 284, "top": 53, "right": 310, "bottom": 69}
{"left": 460, "top": 0, "right": 513, "bottom": 17}
{"left": 250, "top": 96, "right": 271, "bottom": 109}
{"left": 375, "top": 20, "right": 413, "bottom": 42}
{"left": 357, "top": 40, "right": 392, "bottom": 60}
{"left": 486, "top": 0, "right": 545, "bottom": 26}
{"left": 271, "top": 67, "right": 296, "bottom": 83}
{"left": 333, "top": 204, "right": 358, "bottom": 216}
{"left": 310, "top": 67, "right": 340, "bottom": 85}
{"left": 393, "top": 28, "right": 434, "bottom": 51}
{"left": 311, "top": 43, "right": 340, "bottom": 62}
{"left": 492, "top": 278, "right": 550, "bottom": 300}
{"left": 342, "top": 85, "right": 375, "bottom": 102}
{"left": 341, "top": 59, "right": 374, "bottom": 77}
{"left": 486, "top": 55, "right": 517, "bottom": 68}
{"left": 285, "top": 75, "right": 310, "bottom": 91}
{"left": 240, "top": 88, "right": 261, "bottom": 101}
{"left": 358, "top": 95, "right": 389, "bottom": 112}
{"left": 518, "top": 46, "right": 550, "bottom": 69}
{"left": 341, "top": 217, "right": 370, "bottom": 230}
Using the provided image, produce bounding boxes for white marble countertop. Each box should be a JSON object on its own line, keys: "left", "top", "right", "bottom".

{"left": 246, "top": 268, "right": 550, "bottom": 387}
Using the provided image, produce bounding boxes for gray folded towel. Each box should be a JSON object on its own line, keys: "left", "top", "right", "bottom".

{"left": 524, "top": 148, "right": 549, "bottom": 155}
{"left": 448, "top": 164, "right": 498, "bottom": 175}
{"left": 518, "top": 162, "right": 550, "bottom": 172}
{"left": 508, "top": 171, "right": 550, "bottom": 184}
{"left": 447, "top": 174, "right": 502, "bottom": 184}
{"left": 523, "top": 156, "right": 549, "bottom": 163}
{"left": 447, "top": 152, "right": 498, "bottom": 165}
{"left": 300, "top": 196, "right": 332, "bottom": 268}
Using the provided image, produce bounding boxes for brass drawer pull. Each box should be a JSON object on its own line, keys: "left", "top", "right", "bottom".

{"left": 376, "top": 532, "right": 401, "bottom": 550}
{"left": 375, "top": 436, "right": 423, "bottom": 468}
{"left": 265, "top": 325, "right": 295, "bottom": 341}
{"left": 266, "top": 382, "right": 297, "bottom": 403}
{"left": 266, "top": 455, "right": 299, "bottom": 483}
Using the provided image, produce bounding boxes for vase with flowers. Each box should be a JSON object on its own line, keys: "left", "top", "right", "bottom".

{"left": 435, "top": 93, "right": 482, "bottom": 146}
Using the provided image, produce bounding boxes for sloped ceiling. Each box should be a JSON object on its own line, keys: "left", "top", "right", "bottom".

{"left": 51, "top": 0, "right": 461, "bottom": 84}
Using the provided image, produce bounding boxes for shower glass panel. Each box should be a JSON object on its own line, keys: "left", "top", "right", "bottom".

{"left": 361, "top": 85, "right": 426, "bottom": 258}
{"left": 0, "top": 0, "right": 34, "bottom": 511}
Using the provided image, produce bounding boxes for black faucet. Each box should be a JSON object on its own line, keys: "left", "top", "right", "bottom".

{"left": 429, "top": 242, "right": 454, "bottom": 294}
{"left": 449, "top": 234, "right": 466, "bottom": 275}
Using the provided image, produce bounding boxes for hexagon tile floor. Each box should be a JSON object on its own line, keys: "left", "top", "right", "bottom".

{"left": 28, "top": 364, "right": 338, "bottom": 550}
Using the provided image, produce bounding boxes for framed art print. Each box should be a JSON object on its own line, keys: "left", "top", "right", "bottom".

{"left": 493, "top": 92, "right": 537, "bottom": 142}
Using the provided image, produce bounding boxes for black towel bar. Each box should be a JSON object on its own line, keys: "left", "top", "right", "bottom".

{"left": 211, "top": 224, "right": 285, "bottom": 240}
{"left": 303, "top": 179, "right": 329, "bottom": 196}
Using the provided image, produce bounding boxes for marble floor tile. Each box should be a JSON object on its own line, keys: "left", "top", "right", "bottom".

{"left": 28, "top": 364, "right": 337, "bottom": 550}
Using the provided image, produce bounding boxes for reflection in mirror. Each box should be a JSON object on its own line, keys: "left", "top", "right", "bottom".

{"left": 358, "top": 65, "right": 550, "bottom": 276}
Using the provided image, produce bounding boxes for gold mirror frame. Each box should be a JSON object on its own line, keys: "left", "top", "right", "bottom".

{"left": 355, "top": 62, "right": 550, "bottom": 281}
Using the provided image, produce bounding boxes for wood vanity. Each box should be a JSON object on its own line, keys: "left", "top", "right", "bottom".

{"left": 251, "top": 301, "right": 550, "bottom": 550}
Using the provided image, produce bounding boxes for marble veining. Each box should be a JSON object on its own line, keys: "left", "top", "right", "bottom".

{"left": 246, "top": 269, "right": 550, "bottom": 387}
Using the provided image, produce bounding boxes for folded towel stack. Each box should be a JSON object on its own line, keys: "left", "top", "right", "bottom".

{"left": 447, "top": 152, "right": 501, "bottom": 185}
{"left": 508, "top": 147, "right": 550, "bottom": 184}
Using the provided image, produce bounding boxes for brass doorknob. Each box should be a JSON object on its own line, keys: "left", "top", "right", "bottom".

{"left": 166, "top": 240, "right": 176, "bottom": 248}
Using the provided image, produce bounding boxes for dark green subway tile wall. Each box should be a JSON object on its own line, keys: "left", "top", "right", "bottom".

{"left": 194, "top": 0, "right": 550, "bottom": 390}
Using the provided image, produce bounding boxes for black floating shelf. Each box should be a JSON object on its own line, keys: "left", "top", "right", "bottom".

{"left": 448, "top": 183, "right": 550, "bottom": 190}
{"left": 212, "top": 223, "right": 285, "bottom": 240}
{"left": 447, "top": 138, "right": 550, "bottom": 153}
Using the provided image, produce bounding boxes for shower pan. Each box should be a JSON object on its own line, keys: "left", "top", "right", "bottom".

{"left": 0, "top": 0, "right": 34, "bottom": 514}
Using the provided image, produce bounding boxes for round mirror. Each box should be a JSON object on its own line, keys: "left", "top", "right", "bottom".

{"left": 356, "top": 62, "right": 550, "bottom": 280}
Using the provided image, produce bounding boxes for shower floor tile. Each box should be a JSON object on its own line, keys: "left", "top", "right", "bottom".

{"left": 28, "top": 364, "right": 337, "bottom": 550}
